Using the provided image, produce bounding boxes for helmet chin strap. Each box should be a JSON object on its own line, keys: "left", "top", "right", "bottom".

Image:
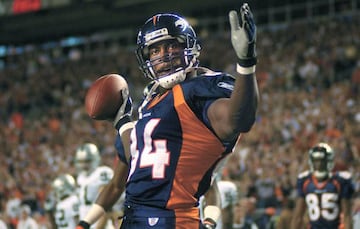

{"left": 157, "top": 68, "right": 186, "bottom": 89}
{"left": 156, "top": 56, "right": 198, "bottom": 89}
{"left": 138, "top": 81, "right": 160, "bottom": 119}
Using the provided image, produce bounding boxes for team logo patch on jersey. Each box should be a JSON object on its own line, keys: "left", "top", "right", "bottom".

{"left": 142, "top": 112, "right": 152, "bottom": 118}
{"left": 217, "top": 82, "right": 234, "bottom": 91}
{"left": 148, "top": 217, "right": 159, "bottom": 226}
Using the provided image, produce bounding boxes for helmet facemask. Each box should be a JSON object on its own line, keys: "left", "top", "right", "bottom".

{"left": 308, "top": 143, "right": 334, "bottom": 179}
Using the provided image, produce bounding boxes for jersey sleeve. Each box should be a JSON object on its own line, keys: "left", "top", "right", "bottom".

{"left": 184, "top": 73, "right": 235, "bottom": 117}
{"left": 296, "top": 178, "right": 305, "bottom": 198}
{"left": 337, "top": 171, "right": 355, "bottom": 199}
{"left": 296, "top": 171, "right": 310, "bottom": 198}
{"left": 115, "top": 133, "right": 128, "bottom": 165}
{"left": 181, "top": 73, "right": 236, "bottom": 150}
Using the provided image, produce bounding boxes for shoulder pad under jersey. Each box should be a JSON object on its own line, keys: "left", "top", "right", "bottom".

{"left": 298, "top": 170, "right": 311, "bottom": 179}
{"left": 337, "top": 171, "right": 352, "bottom": 180}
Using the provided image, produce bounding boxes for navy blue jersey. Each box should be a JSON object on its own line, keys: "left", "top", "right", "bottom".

{"left": 115, "top": 132, "right": 128, "bottom": 165}
{"left": 116, "top": 72, "right": 238, "bottom": 224}
{"left": 296, "top": 170, "right": 354, "bottom": 229}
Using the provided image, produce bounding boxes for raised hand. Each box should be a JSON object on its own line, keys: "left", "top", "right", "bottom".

{"left": 229, "top": 3, "right": 257, "bottom": 72}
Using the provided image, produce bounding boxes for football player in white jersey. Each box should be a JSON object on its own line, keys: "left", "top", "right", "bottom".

{"left": 52, "top": 174, "right": 80, "bottom": 229}
{"left": 217, "top": 180, "right": 238, "bottom": 229}
{"left": 75, "top": 143, "right": 115, "bottom": 229}
{"left": 214, "top": 159, "right": 239, "bottom": 229}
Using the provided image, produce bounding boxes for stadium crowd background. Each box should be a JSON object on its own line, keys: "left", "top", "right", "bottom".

{"left": 0, "top": 1, "right": 360, "bottom": 228}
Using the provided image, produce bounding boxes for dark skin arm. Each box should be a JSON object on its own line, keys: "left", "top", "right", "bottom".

{"left": 208, "top": 74, "right": 258, "bottom": 141}
{"left": 203, "top": 180, "right": 221, "bottom": 210}
{"left": 208, "top": 4, "right": 259, "bottom": 142}
{"left": 76, "top": 128, "right": 132, "bottom": 227}
{"left": 94, "top": 185, "right": 118, "bottom": 229}
{"left": 95, "top": 128, "right": 131, "bottom": 211}
{"left": 341, "top": 198, "right": 352, "bottom": 229}
{"left": 94, "top": 159, "right": 128, "bottom": 211}
{"left": 290, "top": 197, "right": 306, "bottom": 229}
{"left": 202, "top": 181, "right": 222, "bottom": 227}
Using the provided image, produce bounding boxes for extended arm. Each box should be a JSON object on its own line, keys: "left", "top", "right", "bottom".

{"left": 77, "top": 128, "right": 132, "bottom": 229}
{"left": 208, "top": 3, "right": 259, "bottom": 141}
{"left": 202, "top": 182, "right": 221, "bottom": 229}
{"left": 290, "top": 197, "right": 306, "bottom": 229}
{"left": 341, "top": 198, "right": 353, "bottom": 229}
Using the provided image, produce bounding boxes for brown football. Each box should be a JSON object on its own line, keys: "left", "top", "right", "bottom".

{"left": 85, "top": 74, "right": 128, "bottom": 120}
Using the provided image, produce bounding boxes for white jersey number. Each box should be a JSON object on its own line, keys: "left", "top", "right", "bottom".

{"left": 305, "top": 193, "right": 339, "bottom": 221}
{"left": 128, "top": 119, "right": 170, "bottom": 180}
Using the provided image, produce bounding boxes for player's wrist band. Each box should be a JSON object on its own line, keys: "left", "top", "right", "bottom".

{"left": 114, "top": 114, "right": 131, "bottom": 129}
{"left": 236, "top": 64, "right": 256, "bottom": 75}
{"left": 119, "top": 121, "right": 136, "bottom": 136}
{"left": 77, "top": 221, "right": 90, "bottom": 229}
{"left": 82, "top": 204, "right": 106, "bottom": 225}
{"left": 203, "top": 218, "right": 217, "bottom": 228}
{"left": 203, "top": 205, "right": 221, "bottom": 226}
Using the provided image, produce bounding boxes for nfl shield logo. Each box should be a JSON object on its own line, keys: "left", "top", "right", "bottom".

{"left": 148, "top": 217, "right": 159, "bottom": 226}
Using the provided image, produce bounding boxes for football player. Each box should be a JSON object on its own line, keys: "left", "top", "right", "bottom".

{"left": 291, "top": 143, "right": 354, "bottom": 229}
{"left": 51, "top": 174, "right": 80, "bottom": 229}
{"left": 217, "top": 180, "right": 238, "bottom": 229}
{"left": 75, "top": 143, "right": 116, "bottom": 229}
{"left": 199, "top": 152, "right": 239, "bottom": 229}
{"left": 78, "top": 2, "right": 259, "bottom": 229}
{"left": 200, "top": 179, "right": 238, "bottom": 229}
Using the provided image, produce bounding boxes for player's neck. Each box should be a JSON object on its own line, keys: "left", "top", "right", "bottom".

{"left": 313, "top": 174, "right": 329, "bottom": 183}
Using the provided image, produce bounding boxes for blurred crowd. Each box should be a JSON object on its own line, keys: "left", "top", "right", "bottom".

{"left": 0, "top": 12, "right": 360, "bottom": 229}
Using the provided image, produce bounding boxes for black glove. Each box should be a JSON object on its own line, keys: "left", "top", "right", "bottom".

{"left": 113, "top": 87, "right": 133, "bottom": 129}
{"left": 229, "top": 3, "right": 257, "bottom": 68}
{"left": 76, "top": 220, "right": 90, "bottom": 229}
{"left": 113, "top": 97, "right": 133, "bottom": 130}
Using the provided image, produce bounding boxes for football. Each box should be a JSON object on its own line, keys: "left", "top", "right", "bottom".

{"left": 85, "top": 73, "right": 128, "bottom": 120}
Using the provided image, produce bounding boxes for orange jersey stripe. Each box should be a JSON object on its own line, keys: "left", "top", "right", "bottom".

{"left": 166, "top": 85, "right": 225, "bottom": 212}
{"left": 175, "top": 207, "right": 200, "bottom": 228}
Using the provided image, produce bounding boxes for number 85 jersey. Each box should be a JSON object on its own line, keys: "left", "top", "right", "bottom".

{"left": 296, "top": 170, "right": 354, "bottom": 229}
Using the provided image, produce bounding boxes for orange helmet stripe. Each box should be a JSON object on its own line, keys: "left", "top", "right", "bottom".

{"left": 152, "top": 15, "right": 158, "bottom": 25}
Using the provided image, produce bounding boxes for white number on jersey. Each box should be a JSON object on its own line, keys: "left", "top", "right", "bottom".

{"left": 128, "top": 119, "right": 170, "bottom": 180}
{"left": 305, "top": 193, "right": 339, "bottom": 221}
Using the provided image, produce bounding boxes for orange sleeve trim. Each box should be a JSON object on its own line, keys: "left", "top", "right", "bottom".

{"left": 332, "top": 179, "right": 341, "bottom": 193}
{"left": 302, "top": 178, "right": 310, "bottom": 194}
{"left": 147, "top": 91, "right": 170, "bottom": 109}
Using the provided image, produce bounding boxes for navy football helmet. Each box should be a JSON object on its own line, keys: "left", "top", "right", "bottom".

{"left": 308, "top": 142, "right": 334, "bottom": 179}
{"left": 136, "top": 13, "right": 201, "bottom": 89}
